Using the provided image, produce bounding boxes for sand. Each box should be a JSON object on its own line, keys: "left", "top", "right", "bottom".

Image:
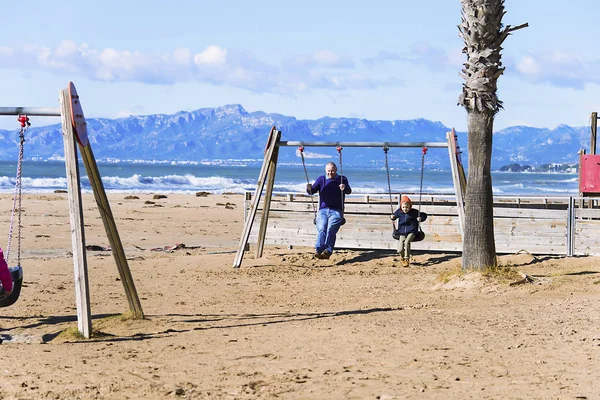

{"left": 0, "top": 192, "right": 599, "bottom": 399}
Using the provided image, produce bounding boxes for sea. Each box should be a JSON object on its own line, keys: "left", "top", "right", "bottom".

{"left": 0, "top": 160, "right": 580, "bottom": 197}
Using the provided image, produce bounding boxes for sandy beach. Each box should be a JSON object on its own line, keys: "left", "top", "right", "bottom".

{"left": 0, "top": 192, "right": 599, "bottom": 399}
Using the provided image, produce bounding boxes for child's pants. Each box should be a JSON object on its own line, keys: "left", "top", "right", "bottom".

{"left": 396, "top": 233, "right": 416, "bottom": 259}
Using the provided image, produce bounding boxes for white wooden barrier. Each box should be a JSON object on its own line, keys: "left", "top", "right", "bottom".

{"left": 245, "top": 192, "right": 600, "bottom": 256}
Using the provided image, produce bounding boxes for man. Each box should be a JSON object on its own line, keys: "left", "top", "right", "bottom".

{"left": 306, "top": 162, "right": 351, "bottom": 259}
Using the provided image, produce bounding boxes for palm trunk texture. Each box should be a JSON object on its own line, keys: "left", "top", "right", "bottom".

{"left": 463, "top": 111, "right": 496, "bottom": 268}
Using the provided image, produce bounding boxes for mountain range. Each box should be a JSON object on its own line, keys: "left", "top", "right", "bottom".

{"left": 0, "top": 104, "right": 590, "bottom": 170}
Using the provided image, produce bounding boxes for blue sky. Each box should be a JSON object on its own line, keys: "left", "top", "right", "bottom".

{"left": 1, "top": 1, "right": 598, "bottom": 132}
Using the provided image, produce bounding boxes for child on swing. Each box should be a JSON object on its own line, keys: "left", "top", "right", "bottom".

{"left": 0, "top": 248, "right": 13, "bottom": 297}
{"left": 391, "top": 195, "right": 427, "bottom": 267}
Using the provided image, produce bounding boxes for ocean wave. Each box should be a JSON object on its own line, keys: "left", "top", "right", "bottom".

{"left": 0, "top": 163, "right": 581, "bottom": 196}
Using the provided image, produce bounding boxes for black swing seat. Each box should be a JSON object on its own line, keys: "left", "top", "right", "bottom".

{"left": 0, "top": 266, "right": 23, "bottom": 307}
{"left": 392, "top": 230, "right": 425, "bottom": 242}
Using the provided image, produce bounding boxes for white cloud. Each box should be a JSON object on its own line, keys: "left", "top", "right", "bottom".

{"left": 363, "top": 42, "right": 461, "bottom": 71}
{"left": 55, "top": 40, "right": 78, "bottom": 57}
{"left": 512, "top": 51, "right": 600, "bottom": 90}
{"left": 0, "top": 46, "right": 14, "bottom": 57}
{"left": 194, "top": 45, "right": 227, "bottom": 66}
{"left": 516, "top": 55, "right": 540, "bottom": 76}
{"left": 0, "top": 41, "right": 401, "bottom": 94}
{"left": 283, "top": 51, "right": 355, "bottom": 70}
{"left": 116, "top": 110, "right": 135, "bottom": 118}
{"left": 173, "top": 48, "right": 192, "bottom": 65}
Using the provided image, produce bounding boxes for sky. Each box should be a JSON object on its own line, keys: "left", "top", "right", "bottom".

{"left": 1, "top": 0, "right": 599, "bottom": 132}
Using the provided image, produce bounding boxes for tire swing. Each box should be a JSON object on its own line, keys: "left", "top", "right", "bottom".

{"left": 298, "top": 145, "right": 347, "bottom": 226}
{"left": 383, "top": 145, "right": 427, "bottom": 242}
{"left": 0, "top": 115, "right": 28, "bottom": 307}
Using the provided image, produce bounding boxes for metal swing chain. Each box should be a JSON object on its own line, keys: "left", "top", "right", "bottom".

{"left": 383, "top": 146, "right": 396, "bottom": 230}
{"left": 337, "top": 145, "right": 345, "bottom": 212}
{"left": 6, "top": 116, "right": 29, "bottom": 266}
{"left": 418, "top": 147, "right": 428, "bottom": 220}
{"left": 298, "top": 146, "right": 317, "bottom": 223}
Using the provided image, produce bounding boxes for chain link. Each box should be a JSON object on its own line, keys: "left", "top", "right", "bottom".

{"left": 6, "top": 127, "right": 26, "bottom": 265}
{"left": 383, "top": 147, "right": 396, "bottom": 231}
{"left": 337, "top": 146, "right": 347, "bottom": 225}
{"left": 299, "top": 146, "right": 317, "bottom": 223}
{"left": 337, "top": 146, "right": 344, "bottom": 210}
{"left": 418, "top": 147, "right": 427, "bottom": 219}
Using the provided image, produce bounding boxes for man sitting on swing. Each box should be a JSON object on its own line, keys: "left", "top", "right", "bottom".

{"left": 306, "top": 162, "right": 352, "bottom": 260}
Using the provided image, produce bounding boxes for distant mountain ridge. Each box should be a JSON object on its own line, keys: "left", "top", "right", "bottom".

{"left": 0, "top": 104, "right": 589, "bottom": 170}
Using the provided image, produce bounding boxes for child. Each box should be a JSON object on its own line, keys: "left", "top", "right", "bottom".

{"left": 390, "top": 195, "right": 427, "bottom": 267}
{"left": 0, "top": 248, "right": 13, "bottom": 297}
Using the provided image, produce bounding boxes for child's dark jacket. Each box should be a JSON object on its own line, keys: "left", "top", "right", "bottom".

{"left": 392, "top": 208, "right": 427, "bottom": 236}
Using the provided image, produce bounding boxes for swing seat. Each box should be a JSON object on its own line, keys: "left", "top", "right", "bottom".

{"left": 0, "top": 266, "right": 23, "bottom": 307}
{"left": 392, "top": 230, "right": 425, "bottom": 242}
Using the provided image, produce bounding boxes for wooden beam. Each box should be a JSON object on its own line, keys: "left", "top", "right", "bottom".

{"left": 232, "top": 127, "right": 281, "bottom": 268}
{"left": 59, "top": 89, "right": 92, "bottom": 338}
{"left": 79, "top": 143, "right": 144, "bottom": 318}
{"left": 591, "top": 112, "right": 597, "bottom": 155}
{"left": 0, "top": 107, "right": 61, "bottom": 116}
{"left": 279, "top": 141, "right": 448, "bottom": 148}
{"left": 567, "top": 196, "right": 575, "bottom": 256}
{"left": 256, "top": 132, "right": 281, "bottom": 258}
{"left": 67, "top": 82, "right": 143, "bottom": 318}
{"left": 447, "top": 130, "right": 466, "bottom": 234}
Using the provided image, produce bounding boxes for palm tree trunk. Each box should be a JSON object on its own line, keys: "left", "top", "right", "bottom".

{"left": 462, "top": 110, "right": 496, "bottom": 268}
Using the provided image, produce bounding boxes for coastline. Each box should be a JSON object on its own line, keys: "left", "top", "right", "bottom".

{"left": 0, "top": 192, "right": 245, "bottom": 256}
{"left": 0, "top": 192, "right": 599, "bottom": 398}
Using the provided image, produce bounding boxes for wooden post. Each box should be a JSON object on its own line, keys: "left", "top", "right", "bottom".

{"left": 591, "top": 112, "right": 598, "bottom": 155}
{"left": 567, "top": 196, "right": 575, "bottom": 256}
{"left": 78, "top": 144, "right": 144, "bottom": 318}
{"left": 59, "top": 89, "right": 92, "bottom": 338}
{"left": 447, "top": 130, "right": 466, "bottom": 234}
{"left": 244, "top": 192, "right": 252, "bottom": 252}
{"left": 244, "top": 192, "right": 252, "bottom": 222}
{"left": 256, "top": 133, "right": 281, "bottom": 258}
{"left": 232, "top": 127, "right": 281, "bottom": 268}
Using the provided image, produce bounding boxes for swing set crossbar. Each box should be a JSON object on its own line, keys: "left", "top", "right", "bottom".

{"left": 0, "top": 107, "right": 61, "bottom": 116}
{"left": 279, "top": 141, "right": 448, "bottom": 148}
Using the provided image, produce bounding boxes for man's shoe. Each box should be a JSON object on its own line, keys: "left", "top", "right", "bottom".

{"left": 402, "top": 259, "right": 410, "bottom": 267}
{"left": 320, "top": 250, "right": 331, "bottom": 259}
{"left": 314, "top": 251, "right": 322, "bottom": 259}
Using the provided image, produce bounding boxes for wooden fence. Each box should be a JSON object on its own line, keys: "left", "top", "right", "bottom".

{"left": 245, "top": 192, "right": 600, "bottom": 256}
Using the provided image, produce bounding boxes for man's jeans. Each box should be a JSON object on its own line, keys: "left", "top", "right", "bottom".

{"left": 315, "top": 208, "right": 343, "bottom": 253}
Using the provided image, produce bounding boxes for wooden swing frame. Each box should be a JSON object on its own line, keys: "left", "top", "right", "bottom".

{"left": 0, "top": 82, "right": 143, "bottom": 338}
{"left": 232, "top": 126, "right": 466, "bottom": 268}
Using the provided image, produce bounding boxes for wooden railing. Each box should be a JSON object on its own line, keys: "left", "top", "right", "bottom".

{"left": 245, "top": 192, "right": 600, "bottom": 256}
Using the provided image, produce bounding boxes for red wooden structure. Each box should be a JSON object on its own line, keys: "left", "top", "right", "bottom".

{"left": 579, "top": 112, "right": 600, "bottom": 196}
